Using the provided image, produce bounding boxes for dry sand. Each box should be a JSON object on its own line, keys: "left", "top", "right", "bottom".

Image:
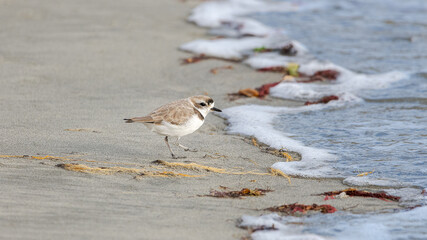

{"left": 0, "top": 1, "right": 400, "bottom": 239}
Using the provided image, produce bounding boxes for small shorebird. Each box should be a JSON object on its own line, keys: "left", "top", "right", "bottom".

{"left": 124, "top": 95, "right": 222, "bottom": 159}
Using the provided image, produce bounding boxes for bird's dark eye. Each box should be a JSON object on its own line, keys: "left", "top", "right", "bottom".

{"left": 200, "top": 102, "right": 206, "bottom": 106}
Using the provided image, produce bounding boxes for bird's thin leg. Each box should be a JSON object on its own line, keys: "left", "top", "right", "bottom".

{"left": 175, "top": 137, "right": 197, "bottom": 152}
{"left": 165, "top": 136, "right": 185, "bottom": 159}
{"left": 164, "top": 136, "right": 176, "bottom": 158}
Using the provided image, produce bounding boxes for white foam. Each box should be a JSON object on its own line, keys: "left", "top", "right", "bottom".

{"left": 244, "top": 52, "right": 338, "bottom": 73}
{"left": 330, "top": 207, "right": 427, "bottom": 240}
{"left": 245, "top": 52, "right": 408, "bottom": 86}
{"left": 248, "top": 52, "right": 411, "bottom": 101}
{"left": 180, "top": 34, "right": 306, "bottom": 60}
{"left": 246, "top": 51, "right": 408, "bottom": 84}
{"left": 208, "top": 17, "right": 275, "bottom": 37}
{"left": 270, "top": 83, "right": 339, "bottom": 101}
{"left": 240, "top": 206, "right": 427, "bottom": 240}
{"left": 180, "top": 37, "right": 270, "bottom": 60}
{"left": 182, "top": 0, "right": 313, "bottom": 59}
{"left": 333, "top": 221, "right": 392, "bottom": 240}
{"left": 240, "top": 214, "right": 328, "bottom": 240}
{"left": 221, "top": 104, "right": 338, "bottom": 178}
{"left": 343, "top": 176, "right": 408, "bottom": 188}
{"left": 385, "top": 188, "right": 427, "bottom": 207}
{"left": 269, "top": 70, "right": 408, "bottom": 101}
{"left": 188, "top": 0, "right": 301, "bottom": 28}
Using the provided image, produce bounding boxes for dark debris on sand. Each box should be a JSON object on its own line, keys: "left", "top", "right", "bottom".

{"left": 200, "top": 187, "right": 273, "bottom": 199}
{"left": 319, "top": 188, "right": 401, "bottom": 202}
{"left": 265, "top": 203, "right": 337, "bottom": 215}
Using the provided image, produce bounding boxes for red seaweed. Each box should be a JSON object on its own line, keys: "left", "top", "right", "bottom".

{"left": 319, "top": 188, "right": 401, "bottom": 202}
{"left": 257, "top": 81, "right": 281, "bottom": 98}
{"left": 279, "top": 44, "right": 298, "bottom": 56}
{"left": 201, "top": 188, "right": 273, "bottom": 199}
{"left": 314, "top": 69, "right": 339, "bottom": 80}
{"left": 257, "top": 66, "right": 287, "bottom": 73}
{"left": 265, "top": 203, "right": 337, "bottom": 214}
{"left": 228, "top": 69, "right": 340, "bottom": 101}
{"left": 324, "top": 195, "right": 335, "bottom": 201}
{"left": 297, "top": 70, "right": 340, "bottom": 83}
{"left": 305, "top": 95, "right": 339, "bottom": 105}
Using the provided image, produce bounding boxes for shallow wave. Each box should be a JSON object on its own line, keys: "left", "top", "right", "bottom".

{"left": 240, "top": 205, "right": 427, "bottom": 240}
{"left": 270, "top": 71, "right": 408, "bottom": 101}
{"left": 221, "top": 104, "right": 339, "bottom": 178}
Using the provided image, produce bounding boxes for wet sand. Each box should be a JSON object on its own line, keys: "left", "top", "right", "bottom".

{"left": 0, "top": 1, "right": 400, "bottom": 239}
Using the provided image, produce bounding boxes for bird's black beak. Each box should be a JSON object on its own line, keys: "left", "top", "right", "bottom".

{"left": 211, "top": 107, "right": 222, "bottom": 112}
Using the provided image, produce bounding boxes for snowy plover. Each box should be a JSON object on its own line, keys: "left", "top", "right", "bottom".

{"left": 124, "top": 95, "right": 222, "bottom": 159}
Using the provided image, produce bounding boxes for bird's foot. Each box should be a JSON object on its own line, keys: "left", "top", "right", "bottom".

{"left": 171, "top": 154, "right": 187, "bottom": 159}
{"left": 184, "top": 148, "right": 198, "bottom": 152}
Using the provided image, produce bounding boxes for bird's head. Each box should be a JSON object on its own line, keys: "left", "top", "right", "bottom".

{"left": 189, "top": 95, "right": 222, "bottom": 117}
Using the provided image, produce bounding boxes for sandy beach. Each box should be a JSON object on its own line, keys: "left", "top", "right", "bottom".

{"left": 0, "top": 1, "right": 401, "bottom": 239}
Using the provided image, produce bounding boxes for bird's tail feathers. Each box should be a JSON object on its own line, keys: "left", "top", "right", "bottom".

{"left": 124, "top": 116, "right": 155, "bottom": 123}
{"left": 124, "top": 119, "right": 134, "bottom": 123}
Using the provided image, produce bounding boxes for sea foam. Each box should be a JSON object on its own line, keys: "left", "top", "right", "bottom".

{"left": 188, "top": 0, "right": 301, "bottom": 28}
{"left": 180, "top": 34, "right": 307, "bottom": 60}
{"left": 269, "top": 70, "right": 408, "bottom": 101}
{"left": 240, "top": 206, "right": 427, "bottom": 240}
{"left": 246, "top": 52, "right": 409, "bottom": 101}
{"left": 240, "top": 214, "right": 327, "bottom": 240}
{"left": 221, "top": 104, "right": 338, "bottom": 178}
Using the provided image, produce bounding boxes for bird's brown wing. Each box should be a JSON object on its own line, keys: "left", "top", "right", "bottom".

{"left": 127, "top": 99, "right": 198, "bottom": 125}
{"left": 150, "top": 99, "right": 197, "bottom": 125}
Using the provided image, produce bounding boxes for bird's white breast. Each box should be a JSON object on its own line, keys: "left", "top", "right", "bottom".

{"left": 144, "top": 115, "right": 204, "bottom": 137}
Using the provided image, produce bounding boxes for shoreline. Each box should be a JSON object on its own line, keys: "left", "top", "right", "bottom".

{"left": 0, "top": 1, "right": 404, "bottom": 239}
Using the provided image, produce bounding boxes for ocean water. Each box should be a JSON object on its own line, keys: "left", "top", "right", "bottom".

{"left": 254, "top": 0, "right": 427, "bottom": 188}
{"left": 182, "top": 0, "right": 427, "bottom": 239}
